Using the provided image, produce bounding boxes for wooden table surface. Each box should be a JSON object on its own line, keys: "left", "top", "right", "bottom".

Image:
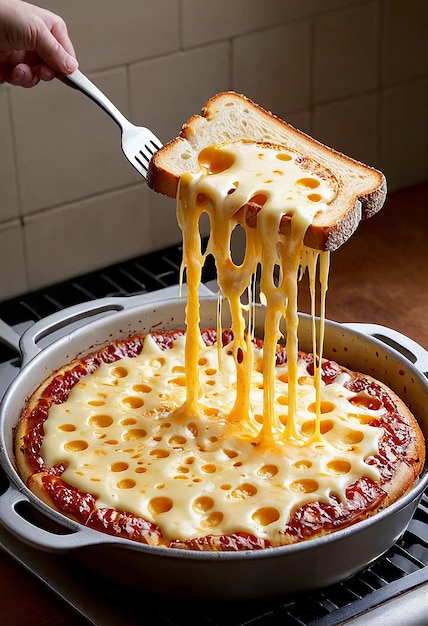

{"left": 298, "top": 182, "right": 428, "bottom": 350}
{"left": 0, "top": 183, "right": 427, "bottom": 625}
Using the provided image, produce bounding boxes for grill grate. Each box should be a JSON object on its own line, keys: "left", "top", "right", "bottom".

{"left": 0, "top": 243, "right": 427, "bottom": 625}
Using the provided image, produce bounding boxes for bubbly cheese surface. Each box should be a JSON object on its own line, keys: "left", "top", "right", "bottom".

{"left": 41, "top": 335, "right": 383, "bottom": 543}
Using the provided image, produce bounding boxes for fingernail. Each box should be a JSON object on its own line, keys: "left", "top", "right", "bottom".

{"left": 13, "top": 68, "right": 26, "bottom": 84}
{"left": 65, "top": 56, "right": 78, "bottom": 72}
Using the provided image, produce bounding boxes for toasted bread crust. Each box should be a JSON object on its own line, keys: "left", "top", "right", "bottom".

{"left": 147, "top": 92, "right": 387, "bottom": 251}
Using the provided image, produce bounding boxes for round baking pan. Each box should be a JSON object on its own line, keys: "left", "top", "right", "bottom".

{"left": 0, "top": 296, "right": 427, "bottom": 599}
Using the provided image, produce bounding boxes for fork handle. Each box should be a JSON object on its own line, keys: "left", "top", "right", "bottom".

{"left": 61, "top": 69, "right": 132, "bottom": 131}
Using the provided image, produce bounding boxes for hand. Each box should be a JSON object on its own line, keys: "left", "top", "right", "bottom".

{"left": 0, "top": 0, "right": 78, "bottom": 87}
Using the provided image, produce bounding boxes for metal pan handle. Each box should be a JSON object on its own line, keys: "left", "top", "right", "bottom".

{"left": 343, "top": 322, "right": 428, "bottom": 375}
{"left": 0, "top": 319, "right": 21, "bottom": 354}
{"left": 18, "top": 295, "right": 146, "bottom": 365}
{"left": 0, "top": 484, "right": 122, "bottom": 551}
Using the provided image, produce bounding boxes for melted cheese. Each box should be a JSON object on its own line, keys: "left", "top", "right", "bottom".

{"left": 177, "top": 141, "right": 336, "bottom": 440}
{"left": 41, "top": 336, "right": 382, "bottom": 544}
{"left": 40, "top": 140, "right": 384, "bottom": 545}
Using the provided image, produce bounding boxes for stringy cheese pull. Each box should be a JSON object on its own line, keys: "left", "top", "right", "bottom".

{"left": 177, "top": 141, "right": 337, "bottom": 439}
{"left": 41, "top": 336, "right": 382, "bottom": 544}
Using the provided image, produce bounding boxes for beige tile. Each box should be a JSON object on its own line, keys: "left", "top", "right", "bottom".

{"left": 233, "top": 22, "right": 312, "bottom": 116}
{"left": 0, "top": 86, "right": 19, "bottom": 223}
{"left": 181, "top": 0, "right": 361, "bottom": 48}
{"left": 284, "top": 109, "right": 312, "bottom": 136}
{"left": 129, "top": 43, "right": 230, "bottom": 145}
{"left": 0, "top": 221, "right": 27, "bottom": 300}
{"left": 313, "top": 92, "right": 379, "bottom": 168}
{"left": 381, "top": 0, "right": 428, "bottom": 87}
{"left": 24, "top": 184, "right": 152, "bottom": 290}
{"left": 379, "top": 79, "right": 428, "bottom": 191}
{"left": 182, "top": 0, "right": 300, "bottom": 48}
{"left": 313, "top": 2, "right": 379, "bottom": 103}
{"left": 41, "top": 0, "right": 180, "bottom": 71}
{"left": 315, "top": 0, "right": 368, "bottom": 10}
{"left": 10, "top": 68, "right": 137, "bottom": 215}
{"left": 147, "top": 192, "right": 182, "bottom": 251}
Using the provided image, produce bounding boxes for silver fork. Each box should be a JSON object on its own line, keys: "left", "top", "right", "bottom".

{"left": 61, "top": 69, "right": 163, "bottom": 179}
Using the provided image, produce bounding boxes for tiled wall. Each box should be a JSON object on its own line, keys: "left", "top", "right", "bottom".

{"left": 0, "top": 0, "right": 427, "bottom": 301}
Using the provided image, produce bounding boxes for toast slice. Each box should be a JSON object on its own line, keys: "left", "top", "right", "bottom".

{"left": 147, "top": 91, "right": 387, "bottom": 250}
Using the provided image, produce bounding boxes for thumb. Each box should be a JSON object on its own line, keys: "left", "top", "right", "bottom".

{"left": 36, "top": 22, "right": 78, "bottom": 75}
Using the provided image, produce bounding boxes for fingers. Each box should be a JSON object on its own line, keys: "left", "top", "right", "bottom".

{"left": 35, "top": 20, "right": 78, "bottom": 76}
{"left": 0, "top": 0, "right": 78, "bottom": 87}
{"left": 50, "top": 17, "right": 77, "bottom": 60}
{"left": 6, "top": 62, "right": 40, "bottom": 88}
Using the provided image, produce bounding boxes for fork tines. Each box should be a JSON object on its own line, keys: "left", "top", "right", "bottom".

{"left": 135, "top": 138, "right": 163, "bottom": 173}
